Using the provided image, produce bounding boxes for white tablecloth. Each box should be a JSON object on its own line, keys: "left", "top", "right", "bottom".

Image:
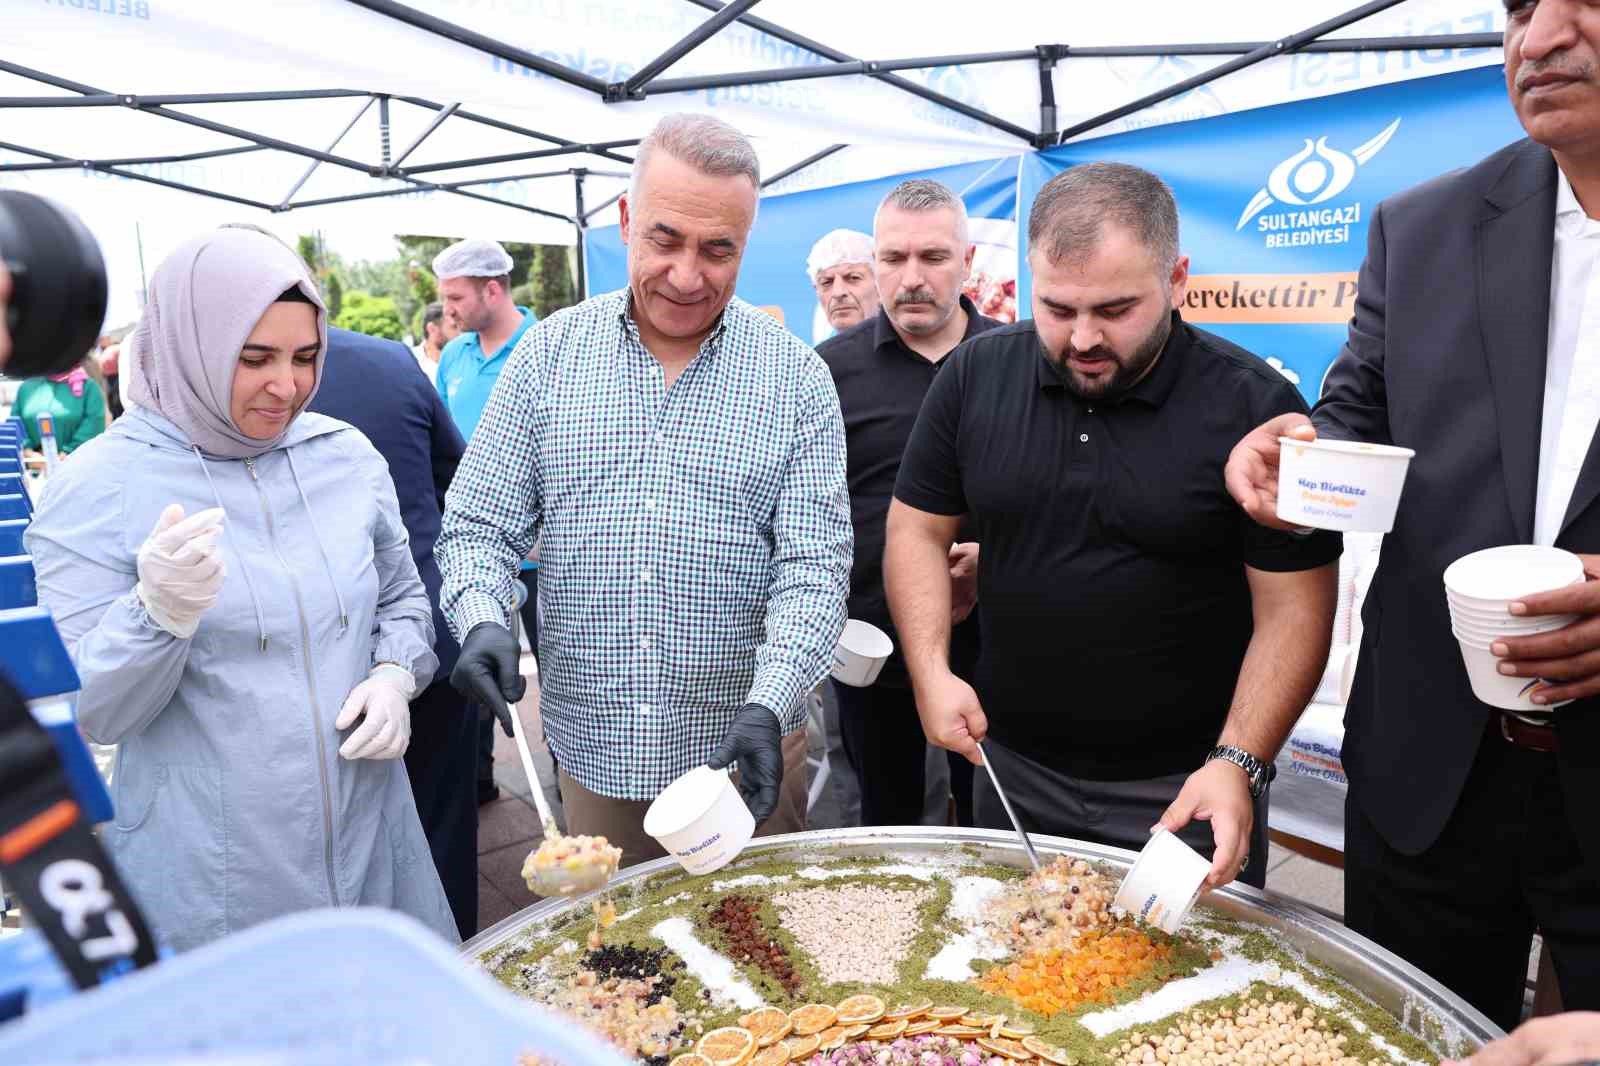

{"left": 1269, "top": 701, "right": 1347, "bottom": 852}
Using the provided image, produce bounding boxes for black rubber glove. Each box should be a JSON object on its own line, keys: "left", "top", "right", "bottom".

{"left": 706, "top": 703, "right": 783, "bottom": 824}
{"left": 450, "top": 621, "right": 526, "bottom": 737}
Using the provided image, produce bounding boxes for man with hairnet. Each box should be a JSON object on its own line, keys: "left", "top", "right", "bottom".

{"left": 431, "top": 238, "right": 539, "bottom": 805}
{"left": 807, "top": 229, "right": 879, "bottom": 343}
{"left": 432, "top": 239, "right": 537, "bottom": 444}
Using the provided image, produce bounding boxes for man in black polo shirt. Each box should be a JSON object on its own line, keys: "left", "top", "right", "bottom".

{"left": 886, "top": 163, "right": 1339, "bottom": 887}
{"left": 819, "top": 178, "right": 1004, "bottom": 828}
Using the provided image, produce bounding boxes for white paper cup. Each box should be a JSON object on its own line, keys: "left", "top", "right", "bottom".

{"left": 1450, "top": 614, "right": 1574, "bottom": 639}
{"left": 642, "top": 765, "right": 755, "bottom": 876}
{"left": 1275, "top": 437, "right": 1415, "bottom": 533}
{"left": 1443, "top": 545, "right": 1585, "bottom": 602}
{"left": 1113, "top": 827, "right": 1212, "bottom": 934}
{"left": 831, "top": 618, "right": 894, "bottom": 687}
{"left": 1454, "top": 636, "right": 1573, "bottom": 711}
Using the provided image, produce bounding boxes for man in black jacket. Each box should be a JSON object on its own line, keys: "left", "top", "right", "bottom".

{"left": 310, "top": 326, "right": 476, "bottom": 939}
{"left": 1227, "top": 0, "right": 1600, "bottom": 1027}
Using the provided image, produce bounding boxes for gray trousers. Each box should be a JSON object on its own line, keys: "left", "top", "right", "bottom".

{"left": 974, "top": 738, "right": 1269, "bottom": 890}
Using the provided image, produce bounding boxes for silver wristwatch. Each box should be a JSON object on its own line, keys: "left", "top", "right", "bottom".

{"left": 1206, "top": 744, "right": 1272, "bottom": 798}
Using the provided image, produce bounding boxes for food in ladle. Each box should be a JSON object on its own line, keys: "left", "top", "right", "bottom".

{"left": 522, "top": 830, "right": 623, "bottom": 896}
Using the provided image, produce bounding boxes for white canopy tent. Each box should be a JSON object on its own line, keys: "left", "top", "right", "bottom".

{"left": 4, "top": 0, "right": 1506, "bottom": 327}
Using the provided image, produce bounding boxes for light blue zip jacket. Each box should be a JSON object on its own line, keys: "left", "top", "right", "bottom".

{"left": 24, "top": 406, "right": 457, "bottom": 951}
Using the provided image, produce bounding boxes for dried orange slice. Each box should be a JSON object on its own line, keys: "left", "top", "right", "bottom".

{"left": 928, "top": 1006, "right": 970, "bottom": 1021}
{"left": 816, "top": 1026, "right": 853, "bottom": 1051}
{"left": 834, "top": 993, "right": 886, "bottom": 1025}
{"left": 1023, "top": 1036, "right": 1075, "bottom": 1065}
{"left": 741, "top": 1007, "right": 793, "bottom": 1048}
{"left": 904, "top": 1020, "right": 942, "bottom": 1037}
{"left": 963, "top": 1013, "right": 1003, "bottom": 1029}
{"left": 789, "top": 1004, "right": 836, "bottom": 1037}
{"left": 978, "top": 1037, "right": 1032, "bottom": 1061}
{"left": 749, "top": 1046, "right": 791, "bottom": 1066}
{"left": 885, "top": 998, "right": 933, "bottom": 1021}
{"left": 933, "top": 1025, "right": 986, "bottom": 1038}
{"left": 783, "top": 1034, "right": 821, "bottom": 1061}
{"left": 1000, "top": 1025, "right": 1035, "bottom": 1039}
{"left": 698, "top": 1027, "right": 756, "bottom": 1066}
{"left": 840, "top": 1024, "right": 870, "bottom": 1039}
{"left": 674, "top": 1056, "right": 714, "bottom": 1066}
{"left": 865, "top": 1020, "right": 908, "bottom": 1041}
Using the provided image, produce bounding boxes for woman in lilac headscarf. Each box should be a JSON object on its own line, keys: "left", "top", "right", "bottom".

{"left": 24, "top": 227, "right": 457, "bottom": 951}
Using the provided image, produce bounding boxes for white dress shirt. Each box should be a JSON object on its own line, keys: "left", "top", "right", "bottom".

{"left": 1533, "top": 171, "right": 1600, "bottom": 547}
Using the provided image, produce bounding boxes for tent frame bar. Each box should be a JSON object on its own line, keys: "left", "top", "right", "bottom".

{"left": 0, "top": 144, "right": 268, "bottom": 173}
{"left": 0, "top": 138, "right": 278, "bottom": 210}
{"left": 1056, "top": 0, "right": 1413, "bottom": 144}
{"left": 761, "top": 144, "right": 846, "bottom": 190}
{"left": 277, "top": 96, "right": 378, "bottom": 209}
{"left": 404, "top": 140, "right": 642, "bottom": 176}
{"left": 616, "top": 0, "right": 766, "bottom": 100}
{"left": 676, "top": 0, "right": 1035, "bottom": 142}
{"left": 573, "top": 169, "right": 589, "bottom": 300}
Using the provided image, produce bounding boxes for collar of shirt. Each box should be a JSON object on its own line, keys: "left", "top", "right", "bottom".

{"left": 1034, "top": 310, "right": 1189, "bottom": 407}
{"left": 871, "top": 294, "right": 988, "bottom": 361}
{"left": 617, "top": 289, "right": 732, "bottom": 360}
{"left": 455, "top": 306, "right": 537, "bottom": 365}
{"left": 1556, "top": 169, "right": 1600, "bottom": 240}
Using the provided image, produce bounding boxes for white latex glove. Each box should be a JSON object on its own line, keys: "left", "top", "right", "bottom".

{"left": 134, "top": 504, "right": 227, "bottom": 639}
{"left": 336, "top": 664, "right": 416, "bottom": 761}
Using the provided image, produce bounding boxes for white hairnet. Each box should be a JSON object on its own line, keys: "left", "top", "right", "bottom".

{"left": 432, "top": 238, "right": 513, "bottom": 280}
{"left": 805, "top": 229, "right": 874, "bottom": 283}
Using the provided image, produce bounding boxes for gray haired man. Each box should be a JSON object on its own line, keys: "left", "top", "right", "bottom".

{"left": 438, "top": 114, "right": 852, "bottom": 866}
{"left": 817, "top": 178, "right": 1003, "bottom": 829}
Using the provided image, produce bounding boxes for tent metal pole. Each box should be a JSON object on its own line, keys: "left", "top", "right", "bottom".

{"left": 389, "top": 102, "right": 459, "bottom": 170}
{"left": 1062, "top": 33, "right": 1501, "bottom": 57}
{"left": 378, "top": 95, "right": 392, "bottom": 169}
{"left": 1036, "top": 45, "right": 1061, "bottom": 146}
{"left": 1054, "top": 0, "right": 1411, "bottom": 144}
{"left": 343, "top": 0, "right": 609, "bottom": 94}
{"left": 393, "top": 96, "right": 637, "bottom": 167}
{"left": 0, "top": 58, "right": 380, "bottom": 174}
{"left": 616, "top": 0, "right": 766, "bottom": 100}
{"left": 0, "top": 145, "right": 267, "bottom": 173}
{"left": 584, "top": 190, "right": 625, "bottom": 223}
{"left": 0, "top": 137, "right": 277, "bottom": 209}
{"left": 761, "top": 144, "right": 846, "bottom": 189}
{"left": 0, "top": 89, "right": 370, "bottom": 108}
{"left": 677, "top": 0, "right": 1034, "bottom": 142}
{"left": 277, "top": 96, "right": 378, "bottom": 210}
{"left": 285, "top": 180, "right": 575, "bottom": 224}
{"left": 646, "top": 48, "right": 1040, "bottom": 94}
{"left": 573, "top": 170, "right": 589, "bottom": 300}
{"left": 406, "top": 140, "right": 641, "bottom": 176}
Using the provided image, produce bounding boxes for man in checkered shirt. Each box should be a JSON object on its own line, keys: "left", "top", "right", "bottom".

{"left": 437, "top": 113, "right": 853, "bottom": 866}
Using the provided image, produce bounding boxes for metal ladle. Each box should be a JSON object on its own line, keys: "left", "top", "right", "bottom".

{"left": 508, "top": 701, "right": 620, "bottom": 897}
{"left": 977, "top": 739, "right": 1041, "bottom": 872}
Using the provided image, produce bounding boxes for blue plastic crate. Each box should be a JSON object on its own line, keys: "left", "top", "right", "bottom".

{"left": 0, "top": 475, "right": 31, "bottom": 514}
{"left": 0, "top": 555, "right": 36, "bottom": 609}
{"left": 0, "top": 518, "right": 25, "bottom": 556}
{"left": 0, "top": 908, "right": 632, "bottom": 1066}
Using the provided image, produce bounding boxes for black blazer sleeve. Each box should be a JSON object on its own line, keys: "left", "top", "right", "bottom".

{"left": 1313, "top": 200, "right": 1394, "bottom": 446}
{"left": 427, "top": 385, "right": 466, "bottom": 515}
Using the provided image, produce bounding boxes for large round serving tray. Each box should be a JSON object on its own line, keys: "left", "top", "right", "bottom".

{"left": 462, "top": 827, "right": 1503, "bottom": 1057}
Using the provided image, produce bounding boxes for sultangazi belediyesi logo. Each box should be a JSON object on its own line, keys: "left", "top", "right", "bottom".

{"left": 1236, "top": 119, "right": 1402, "bottom": 247}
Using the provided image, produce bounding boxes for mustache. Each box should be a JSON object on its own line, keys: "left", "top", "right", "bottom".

{"left": 894, "top": 288, "right": 937, "bottom": 307}
{"left": 1067, "top": 345, "right": 1121, "bottom": 363}
{"left": 1517, "top": 55, "right": 1595, "bottom": 89}
{"left": 829, "top": 295, "right": 859, "bottom": 309}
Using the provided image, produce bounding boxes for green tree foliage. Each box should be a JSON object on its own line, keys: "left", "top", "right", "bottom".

{"left": 531, "top": 245, "right": 576, "bottom": 318}
{"left": 324, "top": 272, "right": 344, "bottom": 319}
{"left": 334, "top": 290, "right": 405, "bottom": 341}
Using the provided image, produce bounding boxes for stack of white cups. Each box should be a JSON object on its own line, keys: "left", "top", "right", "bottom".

{"left": 1443, "top": 545, "right": 1585, "bottom": 712}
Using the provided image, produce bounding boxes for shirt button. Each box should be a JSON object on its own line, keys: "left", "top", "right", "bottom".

{"left": 643, "top": 497, "right": 656, "bottom": 510}
{"left": 1087, "top": 407, "right": 1095, "bottom": 414}
{"left": 640, "top": 636, "right": 652, "bottom": 650}
{"left": 641, "top": 568, "right": 654, "bottom": 583}
{"left": 1079, "top": 433, "right": 1089, "bottom": 443}
{"left": 638, "top": 703, "right": 653, "bottom": 715}
{"left": 655, "top": 432, "right": 666, "bottom": 444}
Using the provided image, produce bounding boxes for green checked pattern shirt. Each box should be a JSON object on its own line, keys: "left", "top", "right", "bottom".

{"left": 436, "top": 289, "right": 852, "bottom": 799}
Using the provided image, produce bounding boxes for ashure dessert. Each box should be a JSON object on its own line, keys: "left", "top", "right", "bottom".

{"left": 478, "top": 847, "right": 1478, "bottom": 1066}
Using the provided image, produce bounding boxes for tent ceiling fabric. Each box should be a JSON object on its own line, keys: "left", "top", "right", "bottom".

{"left": 4, "top": 0, "right": 1507, "bottom": 326}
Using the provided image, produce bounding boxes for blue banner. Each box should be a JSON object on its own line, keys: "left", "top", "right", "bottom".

{"left": 586, "top": 154, "right": 1021, "bottom": 345}
{"left": 1020, "top": 64, "right": 1523, "bottom": 402}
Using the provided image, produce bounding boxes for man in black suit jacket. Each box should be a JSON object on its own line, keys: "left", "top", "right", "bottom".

{"left": 309, "top": 326, "right": 478, "bottom": 940}
{"left": 1227, "top": 0, "right": 1600, "bottom": 1030}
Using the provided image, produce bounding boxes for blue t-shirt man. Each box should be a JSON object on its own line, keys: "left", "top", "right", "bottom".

{"left": 435, "top": 306, "right": 537, "bottom": 442}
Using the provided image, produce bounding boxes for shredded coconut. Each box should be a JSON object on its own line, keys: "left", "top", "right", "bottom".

{"left": 649, "top": 917, "right": 762, "bottom": 1010}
